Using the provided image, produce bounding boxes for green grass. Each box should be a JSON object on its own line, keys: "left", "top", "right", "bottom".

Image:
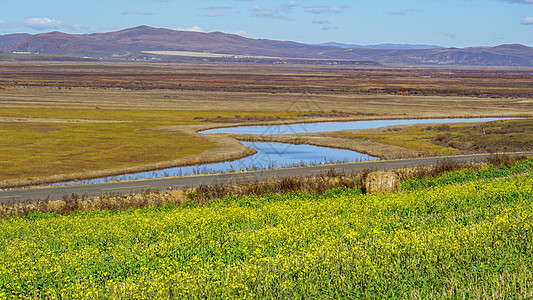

{"left": 1, "top": 160, "right": 532, "bottom": 298}
{"left": 0, "top": 122, "right": 213, "bottom": 180}
{"left": 402, "top": 157, "right": 533, "bottom": 190}
{"left": 0, "top": 107, "right": 297, "bottom": 181}
{"left": 0, "top": 108, "right": 295, "bottom": 124}
{"left": 330, "top": 119, "right": 533, "bottom": 156}
{"left": 330, "top": 126, "right": 460, "bottom": 156}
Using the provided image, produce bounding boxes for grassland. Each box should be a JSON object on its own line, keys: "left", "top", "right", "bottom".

{"left": 0, "top": 120, "right": 212, "bottom": 180}
{"left": 225, "top": 119, "right": 533, "bottom": 160}
{"left": 2, "top": 62, "right": 533, "bottom": 99}
{"left": 328, "top": 119, "right": 533, "bottom": 157}
{"left": 0, "top": 107, "right": 296, "bottom": 186}
{"left": 1, "top": 158, "right": 532, "bottom": 298}
{"left": 431, "top": 119, "right": 533, "bottom": 153}
{"left": 0, "top": 62, "right": 531, "bottom": 187}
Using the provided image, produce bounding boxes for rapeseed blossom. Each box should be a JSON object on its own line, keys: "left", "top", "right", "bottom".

{"left": 0, "top": 170, "right": 532, "bottom": 299}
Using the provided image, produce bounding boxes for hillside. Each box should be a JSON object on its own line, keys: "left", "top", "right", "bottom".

{"left": 334, "top": 44, "right": 533, "bottom": 66}
{"left": 2, "top": 26, "right": 353, "bottom": 59}
{"left": 2, "top": 26, "right": 533, "bottom": 66}
{"left": 317, "top": 42, "right": 443, "bottom": 50}
{"left": 0, "top": 33, "right": 31, "bottom": 50}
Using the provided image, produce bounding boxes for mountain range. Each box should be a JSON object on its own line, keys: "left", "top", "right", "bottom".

{"left": 1, "top": 26, "right": 533, "bottom": 67}
{"left": 316, "top": 42, "right": 443, "bottom": 50}
{"left": 0, "top": 33, "right": 31, "bottom": 50}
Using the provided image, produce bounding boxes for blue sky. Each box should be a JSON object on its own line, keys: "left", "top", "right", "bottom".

{"left": 1, "top": 0, "right": 532, "bottom": 47}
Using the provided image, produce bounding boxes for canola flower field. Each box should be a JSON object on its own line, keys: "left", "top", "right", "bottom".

{"left": 1, "top": 159, "right": 532, "bottom": 299}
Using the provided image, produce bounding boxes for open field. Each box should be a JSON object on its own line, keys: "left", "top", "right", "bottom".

{"left": 1, "top": 62, "right": 532, "bottom": 298}
{"left": 326, "top": 119, "right": 533, "bottom": 157}
{"left": 1, "top": 62, "right": 533, "bottom": 98}
{"left": 0, "top": 108, "right": 299, "bottom": 187}
{"left": 0, "top": 62, "right": 531, "bottom": 187}
{"left": 1, "top": 158, "right": 532, "bottom": 298}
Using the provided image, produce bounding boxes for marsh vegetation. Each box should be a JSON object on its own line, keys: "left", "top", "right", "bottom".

{"left": 0, "top": 62, "right": 530, "bottom": 187}
{"left": 329, "top": 119, "right": 533, "bottom": 156}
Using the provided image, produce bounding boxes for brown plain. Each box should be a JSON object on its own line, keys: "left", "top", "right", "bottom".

{"left": 0, "top": 61, "right": 531, "bottom": 187}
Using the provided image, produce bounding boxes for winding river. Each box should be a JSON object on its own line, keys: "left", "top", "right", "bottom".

{"left": 60, "top": 118, "right": 509, "bottom": 185}
{"left": 201, "top": 118, "right": 508, "bottom": 135}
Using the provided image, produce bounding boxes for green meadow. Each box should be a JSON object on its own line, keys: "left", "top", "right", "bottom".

{"left": 0, "top": 107, "right": 294, "bottom": 182}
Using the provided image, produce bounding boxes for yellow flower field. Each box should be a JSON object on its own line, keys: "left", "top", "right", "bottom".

{"left": 1, "top": 170, "right": 532, "bottom": 298}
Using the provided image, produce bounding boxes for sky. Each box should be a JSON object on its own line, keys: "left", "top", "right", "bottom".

{"left": 1, "top": 0, "right": 532, "bottom": 47}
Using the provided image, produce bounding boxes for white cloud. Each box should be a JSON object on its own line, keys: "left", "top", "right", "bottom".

{"left": 205, "top": 4, "right": 231, "bottom": 17}
{"left": 250, "top": 2, "right": 299, "bottom": 19}
{"left": 229, "top": 30, "right": 247, "bottom": 36}
{"left": 305, "top": 5, "right": 344, "bottom": 14}
{"left": 207, "top": 4, "right": 231, "bottom": 9}
{"left": 20, "top": 17, "right": 98, "bottom": 33}
{"left": 250, "top": 5, "right": 277, "bottom": 17}
{"left": 24, "top": 18, "right": 62, "bottom": 29}
{"left": 250, "top": 5, "right": 263, "bottom": 11}
{"left": 522, "top": 17, "right": 533, "bottom": 24}
{"left": 66, "top": 23, "right": 99, "bottom": 32}
{"left": 176, "top": 25, "right": 204, "bottom": 32}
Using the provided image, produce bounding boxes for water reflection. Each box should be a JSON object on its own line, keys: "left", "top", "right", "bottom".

{"left": 61, "top": 142, "right": 377, "bottom": 185}
{"left": 201, "top": 118, "right": 510, "bottom": 135}
{"left": 57, "top": 118, "right": 511, "bottom": 185}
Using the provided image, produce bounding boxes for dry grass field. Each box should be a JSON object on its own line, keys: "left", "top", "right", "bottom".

{"left": 0, "top": 61, "right": 531, "bottom": 187}
{"left": 328, "top": 119, "right": 533, "bottom": 157}
{"left": 0, "top": 108, "right": 296, "bottom": 187}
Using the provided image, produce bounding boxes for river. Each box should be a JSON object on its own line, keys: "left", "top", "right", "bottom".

{"left": 58, "top": 118, "right": 509, "bottom": 185}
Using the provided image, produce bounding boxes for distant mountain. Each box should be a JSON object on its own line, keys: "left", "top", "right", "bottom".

{"left": 347, "top": 44, "right": 533, "bottom": 66}
{"left": 2, "top": 26, "right": 353, "bottom": 59}
{"left": 317, "top": 42, "right": 443, "bottom": 50}
{"left": 0, "top": 33, "right": 32, "bottom": 50}
{"left": 2, "top": 26, "right": 533, "bottom": 66}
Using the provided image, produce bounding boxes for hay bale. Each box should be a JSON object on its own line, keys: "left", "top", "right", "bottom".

{"left": 364, "top": 171, "right": 400, "bottom": 194}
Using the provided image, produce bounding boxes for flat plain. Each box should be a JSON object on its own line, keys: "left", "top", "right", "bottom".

{"left": 0, "top": 61, "right": 532, "bottom": 187}
{"left": 1, "top": 61, "right": 533, "bottom": 299}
